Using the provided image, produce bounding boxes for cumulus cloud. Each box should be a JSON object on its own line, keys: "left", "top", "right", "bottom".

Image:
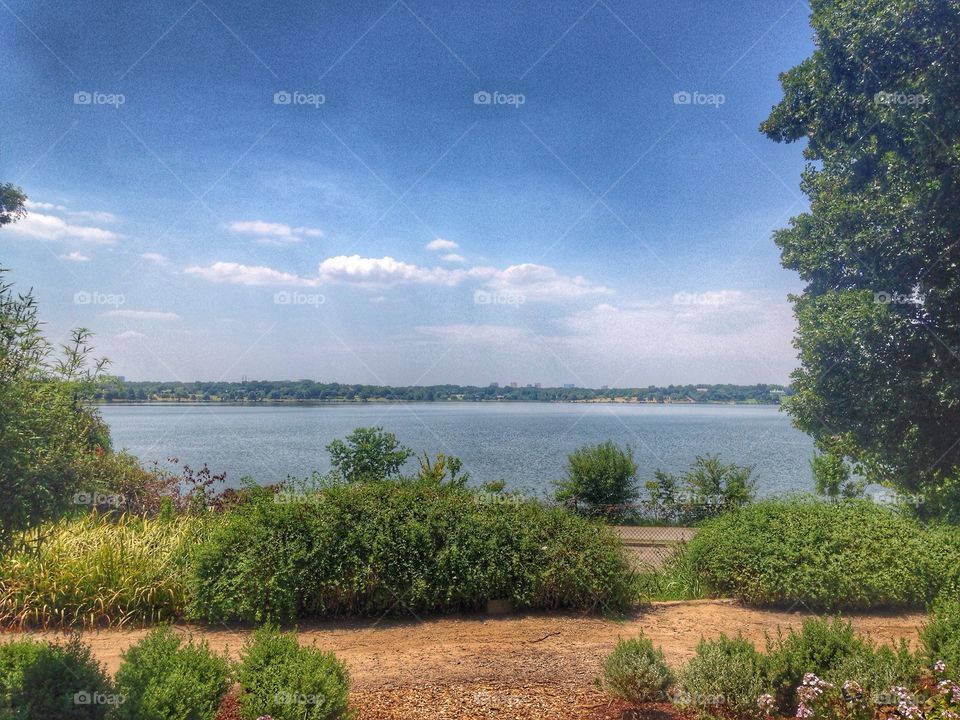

{"left": 484, "top": 263, "right": 612, "bottom": 300}
{"left": 441, "top": 253, "right": 466, "bottom": 262}
{"left": 229, "top": 220, "right": 323, "bottom": 245}
{"left": 104, "top": 309, "right": 180, "bottom": 320}
{"left": 316, "top": 255, "right": 465, "bottom": 287}
{"left": 9, "top": 212, "right": 119, "bottom": 244}
{"left": 59, "top": 251, "right": 90, "bottom": 262}
{"left": 425, "top": 238, "right": 459, "bottom": 251}
{"left": 141, "top": 252, "right": 171, "bottom": 267}
{"left": 184, "top": 261, "right": 316, "bottom": 286}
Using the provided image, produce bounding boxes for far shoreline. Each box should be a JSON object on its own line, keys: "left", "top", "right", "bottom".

{"left": 94, "top": 398, "right": 782, "bottom": 407}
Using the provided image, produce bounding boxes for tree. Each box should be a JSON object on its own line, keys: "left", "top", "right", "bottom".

{"left": 762, "top": 0, "right": 960, "bottom": 519}
{"left": 645, "top": 455, "right": 756, "bottom": 524}
{"left": 554, "top": 440, "right": 639, "bottom": 518}
{"left": 0, "top": 183, "right": 26, "bottom": 226}
{"left": 325, "top": 426, "right": 412, "bottom": 482}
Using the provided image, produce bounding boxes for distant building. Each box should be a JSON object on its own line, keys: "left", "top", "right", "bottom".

{"left": 116, "top": 375, "right": 126, "bottom": 382}
{"left": 696, "top": 387, "right": 708, "bottom": 392}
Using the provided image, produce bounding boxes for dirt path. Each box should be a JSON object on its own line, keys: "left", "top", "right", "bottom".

{"left": 10, "top": 600, "right": 926, "bottom": 691}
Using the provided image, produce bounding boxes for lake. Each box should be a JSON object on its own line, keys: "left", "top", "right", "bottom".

{"left": 99, "top": 403, "right": 816, "bottom": 496}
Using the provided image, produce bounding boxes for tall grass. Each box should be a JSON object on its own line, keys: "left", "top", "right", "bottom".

{"left": 0, "top": 513, "right": 200, "bottom": 628}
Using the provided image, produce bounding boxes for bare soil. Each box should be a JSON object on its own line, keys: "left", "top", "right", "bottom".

{"left": 7, "top": 601, "right": 926, "bottom": 719}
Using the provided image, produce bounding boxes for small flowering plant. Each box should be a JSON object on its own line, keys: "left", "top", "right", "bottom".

{"left": 774, "top": 663, "right": 960, "bottom": 720}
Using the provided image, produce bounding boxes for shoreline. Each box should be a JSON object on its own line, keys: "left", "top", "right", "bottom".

{"left": 94, "top": 398, "right": 781, "bottom": 407}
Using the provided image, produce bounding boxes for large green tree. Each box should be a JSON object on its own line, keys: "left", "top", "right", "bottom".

{"left": 763, "top": 0, "right": 960, "bottom": 518}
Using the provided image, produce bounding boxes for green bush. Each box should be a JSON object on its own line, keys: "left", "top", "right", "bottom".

{"left": 0, "top": 635, "right": 116, "bottom": 719}
{"left": 601, "top": 635, "right": 673, "bottom": 703}
{"left": 113, "top": 626, "right": 231, "bottom": 720}
{"left": 687, "top": 499, "right": 958, "bottom": 610}
{"left": 554, "top": 441, "right": 639, "bottom": 519}
{"left": 922, "top": 597, "right": 960, "bottom": 678}
{"left": 764, "top": 618, "right": 888, "bottom": 712}
{"left": 645, "top": 455, "right": 756, "bottom": 525}
{"left": 236, "top": 627, "right": 352, "bottom": 720}
{"left": 187, "top": 481, "right": 637, "bottom": 623}
{"left": 678, "top": 635, "right": 766, "bottom": 714}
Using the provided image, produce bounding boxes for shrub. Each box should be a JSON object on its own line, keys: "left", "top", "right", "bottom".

{"left": 922, "top": 598, "right": 960, "bottom": 679}
{"left": 678, "top": 635, "right": 767, "bottom": 714}
{"left": 645, "top": 455, "right": 756, "bottom": 524}
{"left": 325, "top": 427, "right": 411, "bottom": 482}
{"left": 687, "top": 498, "right": 958, "bottom": 610}
{"left": 554, "top": 441, "right": 639, "bottom": 519}
{"left": 187, "top": 481, "right": 637, "bottom": 623}
{"left": 236, "top": 627, "right": 352, "bottom": 720}
{"left": 113, "top": 626, "right": 231, "bottom": 720}
{"left": 601, "top": 635, "right": 673, "bottom": 703}
{"left": 764, "top": 618, "right": 881, "bottom": 712}
{"left": 0, "top": 513, "right": 200, "bottom": 628}
{"left": 0, "top": 634, "right": 116, "bottom": 719}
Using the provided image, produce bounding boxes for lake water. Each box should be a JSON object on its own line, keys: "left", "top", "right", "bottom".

{"left": 99, "top": 403, "right": 816, "bottom": 496}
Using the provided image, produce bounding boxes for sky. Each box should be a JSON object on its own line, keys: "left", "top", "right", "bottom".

{"left": 0, "top": 0, "right": 815, "bottom": 387}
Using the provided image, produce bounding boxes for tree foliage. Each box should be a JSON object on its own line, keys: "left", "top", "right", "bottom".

{"left": 554, "top": 440, "right": 640, "bottom": 518}
{"left": 325, "top": 426, "right": 412, "bottom": 482}
{"left": 762, "top": 0, "right": 960, "bottom": 518}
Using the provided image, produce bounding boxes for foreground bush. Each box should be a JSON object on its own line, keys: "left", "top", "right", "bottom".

{"left": 678, "top": 635, "right": 767, "bottom": 714}
{"left": 0, "top": 635, "right": 116, "bottom": 719}
{"left": 686, "top": 499, "right": 959, "bottom": 610}
{"left": 0, "top": 514, "right": 199, "bottom": 628}
{"left": 600, "top": 635, "right": 672, "bottom": 703}
{"left": 922, "top": 599, "right": 960, "bottom": 679}
{"left": 113, "top": 626, "right": 231, "bottom": 720}
{"left": 187, "top": 482, "right": 637, "bottom": 623}
{"left": 236, "top": 627, "right": 352, "bottom": 720}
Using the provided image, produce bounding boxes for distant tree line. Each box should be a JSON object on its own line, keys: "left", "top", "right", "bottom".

{"left": 92, "top": 380, "right": 790, "bottom": 404}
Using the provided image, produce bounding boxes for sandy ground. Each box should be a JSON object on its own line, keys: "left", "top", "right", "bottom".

{"left": 8, "top": 600, "right": 925, "bottom": 688}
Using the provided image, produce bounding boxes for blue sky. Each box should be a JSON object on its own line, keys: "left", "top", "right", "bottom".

{"left": 1, "top": 0, "right": 813, "bottom": 386}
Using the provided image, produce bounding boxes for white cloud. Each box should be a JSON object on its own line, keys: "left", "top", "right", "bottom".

{"left": 184, "top": 261, "right": 315, "bottom": 286}
{"left": 425, "top": 238, "right": 458, "bottom": 251}
{"left": 141, "top": 252, "right": 170, "bottom": 266}
{"left": 229, "top": 220, "right": 323, "bottom": 244}
{"left": 317, "top": 255, "right": 467, "bottom": 287}
{"left": 25, "top": 199, "right": 67, "bottom": 212}
{"left": 59, "top": 251, "right": 90, "bottom": 262}
{"left": 104, "top": 309, "right": 180, "bottom": 320}
{"left": 116, "top": 330, "right": 148, "bottom": 340}
{"left": 484, "top": 263, "right": 612, "bottom": 300}
{"left": 441, "top": 253, "right": 466, "bottom": 263}
{"left": 71, "top": 210, "right": 117, "bottom": 223}
{"left": 10, "top": 212, "right": 119, "bottom": 244}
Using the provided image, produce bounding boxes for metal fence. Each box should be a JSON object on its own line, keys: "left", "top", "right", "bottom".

{"left": 613, "top": 525, "right": 697, "bottom": 569}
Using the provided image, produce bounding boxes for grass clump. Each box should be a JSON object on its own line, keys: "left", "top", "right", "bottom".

{"left": 635, "top": 547, "right": 704, "bottom": 602}
{"left": 236, "top": 626, "right": 353, "bottom": 720}
{"left": 686, "top": 498, "right": 958, "bottom": 611}
{"left": 600, "top": 634, "right": 673, "bottom": 703}
{"left": 187, "top": 481, "right": 638, "bottom": 623}
{"left": 0, "top": 514, "right": 200, "bottom": 628}
{"left": 113, "top": 626, "right": 231, "bottom": 720}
